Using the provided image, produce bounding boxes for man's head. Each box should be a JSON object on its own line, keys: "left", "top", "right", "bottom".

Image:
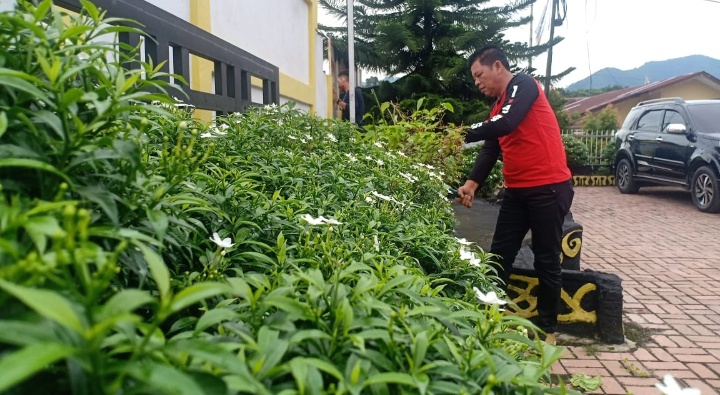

{"left": 338, "top": 70, "right": 350, "bottom": 92}
{"left": 467, "top": 45, "right": 513, "bottom": 98}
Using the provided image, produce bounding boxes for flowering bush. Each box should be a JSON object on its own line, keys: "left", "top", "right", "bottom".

{"left": 0, "top": 1, "right": 577, "bottom": 394}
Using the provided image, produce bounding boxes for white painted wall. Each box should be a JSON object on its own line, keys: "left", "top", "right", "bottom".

{"left": 0, "top": 0, "right": 16, "bottom": 12}
{"left": 314, "top": 32, "right": 329, "bottom": 118}
{"left": 143, "top": 0, "right": 191, "bottom": 22}
{"left": 209, "top": 0, "right": 310, "bottom": 85}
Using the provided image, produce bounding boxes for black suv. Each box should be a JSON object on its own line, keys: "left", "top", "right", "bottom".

{"left": 614, "top": 98, "right": 720, "bottom": 213}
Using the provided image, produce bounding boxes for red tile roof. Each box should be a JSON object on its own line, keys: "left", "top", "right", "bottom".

{"left": 563, "top": 71, "right": 720, "bottom": 115}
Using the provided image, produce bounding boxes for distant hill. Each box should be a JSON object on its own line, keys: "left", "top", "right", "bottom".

{"left": 565, "top": 55, "right": 720, "bottom": 91}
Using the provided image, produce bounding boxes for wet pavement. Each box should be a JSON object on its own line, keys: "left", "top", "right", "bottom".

{"left": 453, "top": 186, "right": 720, "bottom": 394}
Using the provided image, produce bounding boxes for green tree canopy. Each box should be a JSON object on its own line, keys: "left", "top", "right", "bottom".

{"left": 319, "top": 0, "right": 572, "bottom": 90}
{"left": 320, "top": 0, "right": 574, "bottom": 124}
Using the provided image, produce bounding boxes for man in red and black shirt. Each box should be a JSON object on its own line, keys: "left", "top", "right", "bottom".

{"left": 457, "top": 45, "right": 574, "bottom": 345}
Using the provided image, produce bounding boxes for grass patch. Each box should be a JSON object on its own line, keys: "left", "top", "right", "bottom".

{"left": 624, "top": 321, "right": 657, "bottom": 347}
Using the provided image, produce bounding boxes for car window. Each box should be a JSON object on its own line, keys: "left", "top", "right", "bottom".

{"left": 662, "top": 110, "right": 686, "bottom": 132}
{"left": 687, "top": 102, "right": 720, "bottom": 133}
{"left": 634, "top": 110, "right": 662, "bottom": 132}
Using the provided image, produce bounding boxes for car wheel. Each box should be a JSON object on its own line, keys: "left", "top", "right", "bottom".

{"left": 615, "top": 158, "right": 639, "bottom": 194}
{"left": 691, "top": 166, "right": 720, "bottom": 213}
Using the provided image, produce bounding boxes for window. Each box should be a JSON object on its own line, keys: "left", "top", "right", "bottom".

{"left": 635, "top": 110, "right": 662, "bottom": 132}
{"left": 662, "top": 110, "right": 685, "bottom": 132}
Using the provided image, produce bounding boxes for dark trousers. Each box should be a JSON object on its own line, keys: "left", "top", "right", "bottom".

{"left": 490, "top": 179, "right": 574, "bottom": 333}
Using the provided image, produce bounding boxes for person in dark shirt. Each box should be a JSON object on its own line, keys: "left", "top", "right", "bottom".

{"left": 336, "top": 70, "right": 365, "bottom": 126}
{"left": 456, "top": 44, "right": 574, "bottom": 346}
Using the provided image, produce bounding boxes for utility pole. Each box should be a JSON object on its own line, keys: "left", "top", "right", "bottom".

{"left": 543, "top": 0, "right": 558, "bottom": 94}
{"left": 528, "top": 3, "right": 533, "bottom": 71}
{"left": 347, "top": 0, "right": 356, "bottom": 124}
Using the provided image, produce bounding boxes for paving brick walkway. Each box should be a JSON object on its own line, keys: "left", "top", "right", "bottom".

{"left": 558, "top": 186, "right": 720, "bottom": 394}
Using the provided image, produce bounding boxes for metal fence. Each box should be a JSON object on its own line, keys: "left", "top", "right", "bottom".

{"left": 562, "top": 129, "right": 617, "bottom": 166}
{"left": 54, "top": 0, "right": 280, "bottom": 115}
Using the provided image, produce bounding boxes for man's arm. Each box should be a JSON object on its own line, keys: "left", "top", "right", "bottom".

{"left": 469, "top": 139, "right": 501, "bottom": 185}
{"left": 465, "top": 74, "right": 540, "bottom": 143}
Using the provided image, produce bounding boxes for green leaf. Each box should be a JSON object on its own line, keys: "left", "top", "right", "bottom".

{"left": 0, "top": 71, "right": 50, "bottom": 104}
{"left": 0, "top": 279, "right": 84, "bottom": 334}
{"left": 296, "top": 358, "right": 343, "bottom": 381}
{"left": 441, "top": 102, "right": 454, "bottom": 112}
{"left": 74, "top": 185, "right": 119, "bottom": 227}
{"left": 124, "top": 361, "right": 206, "bottom": 395}
{"left": 169, "top": 282, "right": 230, "bottom": 314}
{"left": 24, "top": 215, "right": 63, "bottom": 252}
{"left": 363, "top": 372, "right": 416, "bottom": 388}
{"left": 33, "top": 0, "right": 52, "bottom": 21}
{"left": 412, "top": 331, "right": 429, "bottom": 371}
{"left": 416, "top": 97, "right": 425, "bottom": 111}
{"left": 147, "top": 209, "right": 169, "bottom": 240}
{"left": 0, "top": 321, "right": 58, "bottom": 346}
{"left": 289, "top": 358, "right": 308, "bottom": 395}
{"left": 133, "top": 242, "right": 170, "bottom": 299}
{"left": 0, "top": 343, "right": 75, "bottom": 392}
{"left": 194, "top": 308, "right": 238, "bottom": 333}
{"left": 98, "top": 289, "right": 155, "bottom": 321}
{"left": 261, "top": 294, "right": 312, "bottom": 320}
{"left": 0, "top": 112, "right": 7, "bottom": 138}
{"left": 0, "top": 158, "right": 72, "bottom": 185}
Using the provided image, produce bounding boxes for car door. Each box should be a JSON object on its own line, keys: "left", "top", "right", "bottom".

{"left": 653, "top": 109, "right": 692, "bottom": 181}
{"left": 629, "top": 109, "right": 663, "bottom": 175}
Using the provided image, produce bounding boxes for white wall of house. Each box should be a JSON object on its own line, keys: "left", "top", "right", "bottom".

{"left": 0, "top": 0, "right": 16, "bottom": 12}
{"left": 315, "top": 32, "right": 329, "bottom": 118}
{"left": 143, "top": 0, "right": 191, "bottom": 22}
{"left": 209, "top": 0, "right": 310, "bottom": 85}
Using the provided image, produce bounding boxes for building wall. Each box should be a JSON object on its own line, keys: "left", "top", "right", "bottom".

{"left": 593, "top": 80, "right": 720, "bottom": 125}
{"left": 660, "top": 80, "right": 720, "bottom": 101}
{"left": 17, "top": 0, "right": 329, "bottom": 119}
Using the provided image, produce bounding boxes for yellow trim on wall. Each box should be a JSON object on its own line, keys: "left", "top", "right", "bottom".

{"left": 189, "top": 0, "right": 213, "bottom": 122}
{"left": 280, "top": 73, "right": 314, "bottom": 105}
{"left": 327, "top": 74, "right": 334, "bottom": 118}
{"left": 306, "top": 0, "right": 317, "bottom": 112}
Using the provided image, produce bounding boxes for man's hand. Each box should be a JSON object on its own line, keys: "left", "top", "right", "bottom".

{"left": 338, "top": 101, "right": 346, "bottom": 110}
{"left": 456, "top": 180, "right": 479, "bottom": 208}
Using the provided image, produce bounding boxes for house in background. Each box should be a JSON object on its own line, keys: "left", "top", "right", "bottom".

{"left": 0, "top": 0, "right": 334, "bottom": 121}
{"left": 564, "top": 71, "right": 720, "bottom": 127}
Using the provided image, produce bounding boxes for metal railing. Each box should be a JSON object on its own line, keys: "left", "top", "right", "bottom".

{"left": 562, "top": 129, "right": 617, "bottom": 166}
{"left": 54, "top": 0, "right": 280, "bottom": 114}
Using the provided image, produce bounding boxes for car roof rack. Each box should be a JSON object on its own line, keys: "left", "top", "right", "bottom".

{"left": 636, "top": 97, "right": 685, "bottom": 106}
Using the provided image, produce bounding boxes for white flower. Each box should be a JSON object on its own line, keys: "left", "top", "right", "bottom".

{"left": 345, "top": 153, "right": 358, "bottom": 162}
{"left": 374, "top": 141, "right": 384, "bottom": 148}
{"left": 327, "top": 133, "right": 337, "bottom": 142}
{"left": 210, "top": 232, "right": 235, "bottom": 248}
{"left": 656, "top": 375, "right": 701, "bottom": 395}
{"left": 473, "top": 287, "right": 507, "bottom": 306}
{"left": 277, "top": 120, "right": 284, "bottom": 126}
{"left": 365, "top": 196, "right": 375, "bottom": 203}
{"left": 365, "top": 156, "right": 373, "bottom": 161}
{"left": 459, "top": 247, "right": 481, "bottom": 267}
{"left": 288, "top": 135, "right": 298, "bottom": 140}
{"left": 200, "top": 133, "right": 214, "bottom": 138}
{"left": 371, "top": 191, "right": 392, "bottom": 201}
{"left": 300, "top": 138, "right": 308, "bottom": 143}
{"left": 301, "top": 214, "right": 342, "bottom": 226}
{"left": 376, "top": 159, "right": 384, "bottom": 166}
{"left": 397, "top": 151, "right": 407, "bottom": 157}
{"left": 318, "top": 216, "right": 343, "bottom": 225}
{"left": 399, "top": 172, "right": 417, "bottom": 183}
{"left": 301, "top": 214, "right": 325, "bottom": 225}
{"left": 455, "top": 237, "right": 472, "bottom": 245}
{"left": 373, "top": 235, "right": 380, "bottom": 252}
{"left": 304, "top": 134, "right": 313, "bottom": 141}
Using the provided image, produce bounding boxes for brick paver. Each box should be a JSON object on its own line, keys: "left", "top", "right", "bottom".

{"left": 570, "top": 186, "right": 720, "bottom": 394}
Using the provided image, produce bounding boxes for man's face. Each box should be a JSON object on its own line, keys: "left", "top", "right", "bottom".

{"left": 470, "top": 60, "right": 501, "bottom": 98}
{"left": 337, "top": 76, "right": 349, "bottom": 92}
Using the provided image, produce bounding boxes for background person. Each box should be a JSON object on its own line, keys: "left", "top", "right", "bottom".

{"left": 336, "top": 70, "right": 365, "bottom": 126}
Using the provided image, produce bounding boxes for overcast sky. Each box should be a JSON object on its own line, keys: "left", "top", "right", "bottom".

{"left": 320, "top": 0, "right": 720, "bottom": 88}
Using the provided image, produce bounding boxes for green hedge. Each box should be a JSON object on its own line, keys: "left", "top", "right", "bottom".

{"left": 0, "top": 2, "right": 576, "bottom": 394}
